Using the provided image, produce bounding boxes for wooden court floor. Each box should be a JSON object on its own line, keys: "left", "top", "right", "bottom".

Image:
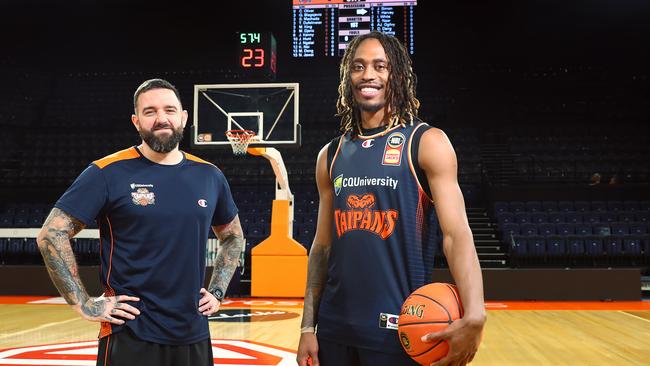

{"left": 1, "top": 297, "right": 649, "bottom": 365}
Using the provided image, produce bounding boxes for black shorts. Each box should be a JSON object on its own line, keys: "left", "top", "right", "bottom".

{"left": 317, "top": 336, "right": 419, "bottom": 366}
{"left": 96, "top": 327, "right": 213, "bottom": 366}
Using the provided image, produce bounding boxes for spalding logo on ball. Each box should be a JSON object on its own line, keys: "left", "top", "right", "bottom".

{"left": 398, "top": 283, "right": 464, "bottom": 365}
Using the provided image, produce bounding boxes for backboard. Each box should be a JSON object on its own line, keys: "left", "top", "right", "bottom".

{"left": 192, "top": 83, "right": 300, "bottom": 149}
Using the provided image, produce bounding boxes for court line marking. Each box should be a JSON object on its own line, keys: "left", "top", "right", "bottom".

{"left": 0, "top": 317, "right": 79, "bottom": 340}
{"left": 618, "top": 310, "right": 650, "bottom": 323}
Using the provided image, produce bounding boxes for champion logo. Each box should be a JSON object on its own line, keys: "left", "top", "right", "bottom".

{"left": 198, "top": 199, "right": 208, "bottom": 207}
{"left": 361, "top": 139, "right": 375, "bottom": 148}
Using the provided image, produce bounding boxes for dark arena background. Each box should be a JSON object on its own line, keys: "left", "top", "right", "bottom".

{"left": 1, "top": 1, "right": 649, "bottom": 365}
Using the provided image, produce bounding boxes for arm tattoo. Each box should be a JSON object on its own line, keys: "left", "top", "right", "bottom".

{"left": 209, "top": 217, "right": 245, "bottom": 295}
{"left": 37, "top": 208, "right": 91, "bottom": 308}
{"left": 300, "top": 244, "right": 330, "bottom": 328}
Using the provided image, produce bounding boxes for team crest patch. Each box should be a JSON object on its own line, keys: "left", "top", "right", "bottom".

{"left": 132, "top": 187, "right": 155, "bottom": 206}
{"left": 382, "top": 132, "right": 405, "bottom": 166}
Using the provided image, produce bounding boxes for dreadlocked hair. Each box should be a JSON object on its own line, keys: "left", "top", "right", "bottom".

{"left": 336, "top": 31, "right": 420, "bottom": 136}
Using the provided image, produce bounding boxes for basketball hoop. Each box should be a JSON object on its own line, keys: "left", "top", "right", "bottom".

{"left": 226, "top": 130, "right": 257, "bottom": 156}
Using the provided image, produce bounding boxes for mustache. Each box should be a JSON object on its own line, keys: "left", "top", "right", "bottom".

{"left": 153, "top": 124, "right": 173, "bottom": 131}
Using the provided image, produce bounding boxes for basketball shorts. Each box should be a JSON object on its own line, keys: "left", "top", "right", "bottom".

{"left": 317, "top": 335, "right": 419, "bottom": 366}
{"left": 96, "top": 327, "right": 213, "bottom": 366}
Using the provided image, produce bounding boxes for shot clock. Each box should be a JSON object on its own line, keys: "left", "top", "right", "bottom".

{"left": 237, "top": 31, "right": 277, "bottom": 80}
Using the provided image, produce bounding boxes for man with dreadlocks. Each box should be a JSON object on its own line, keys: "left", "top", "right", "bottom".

{"left": 297, "top": 32, "right": 485, "bottom": 366}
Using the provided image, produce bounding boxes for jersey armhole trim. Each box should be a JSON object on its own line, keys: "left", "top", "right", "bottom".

{"left": 328, "top": 135, "right": 344, "bottom": 180}
{"left": 407, "top": 123, "right": 434, "bottom": 204}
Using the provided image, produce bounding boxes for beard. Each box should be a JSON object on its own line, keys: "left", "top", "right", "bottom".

{"left": 139, "top": 125, "right": 184, "bottom": 153}
{"left": 357, "top": 100, "right": 386, "bottom": 113}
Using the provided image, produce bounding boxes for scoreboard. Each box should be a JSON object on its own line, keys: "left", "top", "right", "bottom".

{"left": 237, "top": 31, "right": 277, "bottom": 80}
{"left": 292, "top": 0, "right": 417, "bottom": 57}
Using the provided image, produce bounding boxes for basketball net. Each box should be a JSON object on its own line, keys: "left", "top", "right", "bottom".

{"left": 226, "top": 130, "right": 257, "bottom": 156}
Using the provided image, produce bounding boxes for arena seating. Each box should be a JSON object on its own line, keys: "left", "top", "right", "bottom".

{"left": 495, "top": 200, "right": 650, "bottom": 267}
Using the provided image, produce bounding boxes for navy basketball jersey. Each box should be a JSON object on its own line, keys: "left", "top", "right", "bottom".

{"left": 55, "top": 147, "right": 238, "bottom": 345}
{"left": 317, "top": 122, "right": 439, "bottom": 353}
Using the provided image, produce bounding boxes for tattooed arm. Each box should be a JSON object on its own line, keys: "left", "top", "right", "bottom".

{"left": 197, "top": 215, "right": 244, "bottom": 316}
{"left": 297, "top": 144, "right": 334, "bottom": 366}
{"left": 37, "top": 208, "right": 140, "bottom": 324}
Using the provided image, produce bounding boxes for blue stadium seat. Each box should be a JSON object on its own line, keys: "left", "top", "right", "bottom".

{"left": 494, "top": 202, "right": 508, "bottom": 214}
{"left": 630, "top": 224, "right": 647, "bottom": 235}
{"left": 637, "top": 212, "right": 650, "bottom": 223}
{"left": 574, "top": 201, "right": 590, "bottom": 212}
{"left": 548, "top": 212, "right": 565, "bottom": 224}
{"left": 599, "top": 212, "right": 617, "bottom": 223}
{"left": 0, "top": 215, "right": 12, "bottom": 227}
{"left": 510, "top": 237, "right": 527, "bottom": 255}
{"left": 558, "top": 201, "right": 574, "bottom": 212}
{"left": 582, "top": 212, "right": 600, "bottom": 224}
{"left": 542, "top": 201, "right": 558, "bottom": 212}
{"left": 509, "top": 201, "right": 525, "bottom": 213}
{"left": 592, "top": 224, "right": 611, "bottom": 236}
{"left": 13, "top": 216, "right": 28, "bottom": 228}
{"left": 567, "top": 239, "right": 585, "bottom": 255}
{"left": 525, "top": 201, "right": 542, "bottom": 212}
{"left": 565, "top": 212, "right": 582, "bottom": 224}
{"left": 575, "top": 224, "right": 592, "bottom": 236}
{"left": 608, "top": 201, "right": 624, "bottom": 212}
{"left": 515, "top": 212, "right": 531, "bottom": 224}
{"left": 547, "top": 237, "right": 566, "bottom": 256}
{"left": 28, "top": 215, "right": 43, "bottom": 227}
{"left": 8, "top": 238, "right": 24, "bottom": 263}
{"left": 530, "top": 212, "right": 548, "bottom": 223}
{"left": 624, "top": 201, "right": 640, "bottom": 211}
{"left": 623, "top": 238, "right": 642, "bottom": 256}
{"left": 584, "top": 237, "right": 604, "bottom": 256}
{"left": 557, "top": 223, "right": 575, "bottom": 236}
{"left": 501, "top": 223, "right": 520, "bottom": 236}
{"left": 604, "top": 237, "right": 623, "bottom": 256}
{"left": 528, "top": 238, "right": 546, "bottom": 257}
{"left": 538, "top": 223, "right": 556, "bottom": 236}
{"left": 618, "top": 212, "right": 635, "bottom": 223}
{"left": 497, "top": 212, "right": 514, "bottom": 224}
{"left": 591, "top": 201, "right": 607, "bottom": 212}
{"left": 610, "top": 223, "right": 630, "bottom": 236}
{"left": 520, "top": 223, "right": 538, "bottom": 236}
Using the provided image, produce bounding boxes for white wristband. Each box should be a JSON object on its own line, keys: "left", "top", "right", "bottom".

{"left": 300, "top": 326, "right": 315, "bottom": 334}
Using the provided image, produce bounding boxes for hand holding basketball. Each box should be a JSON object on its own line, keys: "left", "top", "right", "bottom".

{"left": 422, "top": 315, "right": 484, "bottom": 366}
{"left": 398, "top": 283, "right": 484, "bottom": 366}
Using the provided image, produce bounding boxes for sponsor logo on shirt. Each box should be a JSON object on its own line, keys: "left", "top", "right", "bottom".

{"left": 382, "top": 132, "right": 405, "bottom": 166}
{"left": 334, "top": 193, "right": 398, "bottom": 239}
{"left": 361, "top": 139, "right": 375, "bottom": 148}
{"left": 379, "top": 312, "right": 399, "bottom": 330}
{"left": 332, "top": 174, "right": 399, "bottom": 196}
{"left": 130, "top": 183, "right": 154, "bottom": 190}
{"left": 198, "top": 199, "right": 208, "bottom": 207}
{"left": 131, "top": 188, "right": 155, "bottom": 206}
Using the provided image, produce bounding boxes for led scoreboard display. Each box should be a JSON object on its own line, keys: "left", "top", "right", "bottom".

{"left": 292, "top": 0, "right": 416, "bottom": 57}
{"left": 237, "top": 31, "right": 277, "bottom": 79}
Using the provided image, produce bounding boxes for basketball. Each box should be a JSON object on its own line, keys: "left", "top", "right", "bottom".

{"left": 398, "top": 283, "right": 464, "bottom": 365}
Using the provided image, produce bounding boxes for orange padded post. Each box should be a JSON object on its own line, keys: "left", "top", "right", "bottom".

{"left": 251, "top": 200, "right": 308, "bottom": 297}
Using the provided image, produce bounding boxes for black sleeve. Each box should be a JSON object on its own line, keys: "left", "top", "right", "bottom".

{"left": 411, "top": 123, "right": 434, "bottom": 199}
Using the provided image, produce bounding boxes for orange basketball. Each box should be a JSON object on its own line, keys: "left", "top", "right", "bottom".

{"left": 398, "top": 283, "right": 464, "bottom": 365}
